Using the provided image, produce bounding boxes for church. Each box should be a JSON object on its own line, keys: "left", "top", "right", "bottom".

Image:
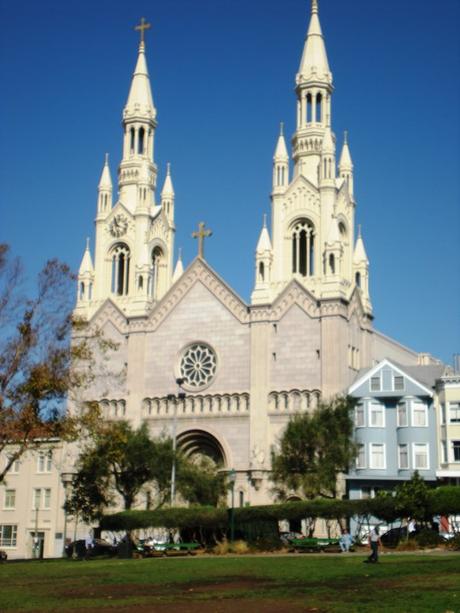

{"left": 73, "top": 1, "right": 434, "bottom": 507}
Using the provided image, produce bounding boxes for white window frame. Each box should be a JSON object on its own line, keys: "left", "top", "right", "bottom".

{"left": 448, "top": 402, "right": 460, "bottom": 424}
{"left": 398, "top": 444, "right": 409, "bottom": 469}
{"left": 356, "top": 444, "right": 366, "bottom": 469}
{"left": 412, "top": 443, "right": 429, "bottom": 470}
{"left": 369, "top": 402, "right": 385, "bottom": 428}
{"left": 369, "top": 443, "right": 386, "bottom": 469}
{"left": 0, "top": 524, "right": 17, "bottom": 548}
{"left": 370, "top": 375, "right": 381, "bottom": 392}
{"left": 43, "top": 488, "right": 51, "bottom": 510}
{"left": 32, "top": 488, "right": 42, "bottom": 510}
{"left": 411, "top": 401, "right": 428, "bottom": 428}
{"left": 397, "top": 401, "right": 409, "bottom": 427}
{"left": 37, "top": 450, "right": 52, "bottom": 474}
{"left": 4, "top": 489, "right": 16, "bottom": 510}
{"left": 5, "top": 455, "right": 20, "bottom": 474}
{"left": 451, "top": 440, "right": 460, "bottom": 463}
{"left": 355, "top": 404, "right": 365, "bottom": 427}
{"left": 393, "top": 375, "right": 405, "bottom": 391}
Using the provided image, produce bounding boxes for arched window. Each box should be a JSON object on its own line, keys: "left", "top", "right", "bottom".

{"left": 339, "top": 221, "right": 347, "bottom": 238}
{"left": 110, "top": 243, "right": 130, "bottom": 296}
{"left": 306, "top": 93, "right": 312, "bottom": 123}
{"left": 130, "top": 128, "right": 135, "bottom": 154}
{"left": 329, "top": 253, "right": 335, "bottom": 274}
{"left": 316, "top": 93, "right": 322, "bottom": 122}
{"left": 138, "top": 275, "right": 143, "bottom": 290}
{"left": 258, "top": 261, "right": 265, "bottom": 282}
{"left": 291, "top": 219, "right": 315, "bottom": 277}
{"left": 355, "top": 271, "right": 361, "bottom": 288}
{"left": 151, "top": 246, "right": 164, "bottom": 297}
{"left": 138, "top": 127, "right": 145, "bottom": 154}
{"left": 79, "top": 282, "right": 85, "bottom": 300}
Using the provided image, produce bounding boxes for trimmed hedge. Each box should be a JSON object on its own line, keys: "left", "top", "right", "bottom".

{"left": 100, "top": 486, "right": 460, "bottom": 532}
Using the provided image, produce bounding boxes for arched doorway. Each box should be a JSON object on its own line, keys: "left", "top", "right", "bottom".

{"left": 176, "top": 429, "right": 227, "bottom": 469}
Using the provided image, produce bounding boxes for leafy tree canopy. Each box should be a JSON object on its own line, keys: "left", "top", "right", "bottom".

{"left": 271, "top": 396, "right": 357, "bottom": 499}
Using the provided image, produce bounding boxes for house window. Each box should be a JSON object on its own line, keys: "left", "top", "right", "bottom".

{"left": 398, "top": 444, "right": 409, "bottom": 469}
{"left": 43, "top": 488, "right": 51, "bottom": 510}
{"left": 0, "top": 525, "right": 17, "bottom": 547}
{"left": 33, "top": 488, "right": 41, "bottom": 510}
{"left": 355, "top": 404, "right": 365, "bottom": 427}
{"left": 5, "top": 455, "right": 20, "bottom": 474}
{"left": 397, "top": 402, "right": 408, "bottom": 427}
{"left": 394, "top": 376, "right": 404, "bottom": 391}
{"left": 452, "top": 440, "right": 460, "bottom": 463}
{"left": 37, "top": 451, "right": 52, "bottom": 473}
{"left": 369, "top": 403, "right": 384, "bottom": 427}
{"left": 449, "top": 402, "right": 460, "bottom": 423}
{"left": 413, "top": 443, "right": 429, "bottom": 470}
{"left": 412, "top": 402, "right": 427, "bottom": 427}
{"left": 4, "top": 489, "right": 16, "bottom": 509}
{"left": 356, "top": 444, "right": 366, "bottom": 468}
{"left": 370, "top": 376, "right": 381, "bottom": 392}
{"left": 370, "top": 443, "right": 385, "bottom": 469}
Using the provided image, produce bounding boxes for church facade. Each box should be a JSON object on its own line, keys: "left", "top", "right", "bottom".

{"left": 73, "top": 1, "right": 430, "bottom": 507}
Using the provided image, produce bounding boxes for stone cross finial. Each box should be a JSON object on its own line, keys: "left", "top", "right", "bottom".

{"left": 135, "top": 17, "right": 151, "bottom": 45}
{"left": 192, "top": 222, "right": 212, "bottom": 259}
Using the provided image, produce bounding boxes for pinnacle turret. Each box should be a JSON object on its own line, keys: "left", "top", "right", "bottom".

{"left": 79, "top": 238, "right": 94, "bottom": 275}
{"left": 124, "top": 41, "right": 156, "bottom": 121}
{"left": 353, "top": 227, "right": 368, "bottom": 264}
{"left": 161, "top": 162, "right": 175, "bottom": 198}
{"left": 256, "top": 215, "right": 272, "bottom": 253}
{"left": 172, "top": 248, "right": 184, "bottom": 283}
{"left": 297, "top": 0, "right": 332, "bottom": 85}
{"left": 98, "top": 153, "right": 113, "bottom": 189}
{"left": 274, "top": 123, "right": 289, "bottom": 160}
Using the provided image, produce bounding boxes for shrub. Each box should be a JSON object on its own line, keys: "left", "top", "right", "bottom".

{"left": 415, "top": 529, "right": 445, "bottom": 549}
{"left": 395, "top": 539, "right": 418, "bottom": 552}
{"left": 446, "top": 533, "right": 460, "bottom": 551}
{"left": 212, "top": 539, "right": 250, "bottom": 555}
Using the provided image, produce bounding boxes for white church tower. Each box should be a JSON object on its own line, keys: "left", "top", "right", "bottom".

{"left": 75, "top": 19, "right": 176, "bottom": 319}
{"left": 252, "top": 0, "right": 372, "bottom": 315}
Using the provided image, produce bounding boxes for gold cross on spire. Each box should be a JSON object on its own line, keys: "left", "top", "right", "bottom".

{"left": 135, "top": 17, "right": 151, "bottom": 45}
{"left": 192, "top": 222, "right": 212, "bottom": 259}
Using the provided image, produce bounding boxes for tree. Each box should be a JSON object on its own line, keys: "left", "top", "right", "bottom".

{"left": 66, "top": 421, "right": 227, "bottom": 523}
{"left": 270, "top": 396, "right": 358, "bottom": 500}
{"left": 393, "top": 471, "right": 433, "bottom": 525}
{"left": 0, "top": 244, "right": 117, "bottom": 484}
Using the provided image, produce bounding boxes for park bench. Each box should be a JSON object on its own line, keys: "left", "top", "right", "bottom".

{"left": 290, "top": 537, "right": 340, "bottom": 553}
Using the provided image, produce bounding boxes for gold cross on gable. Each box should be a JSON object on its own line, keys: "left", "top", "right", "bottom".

{"left": 134, "top": 17, "right": 151, "bottom": 44}
{"left": 192, "top": 222, "right": 212, "bottom": 259}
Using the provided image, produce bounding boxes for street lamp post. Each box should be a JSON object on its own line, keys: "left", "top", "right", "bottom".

{"left": 228, "top": 469, "right": 237, "bottom": 543}
{"left": 167, "top": 378, "right": 185, "bottom": 507}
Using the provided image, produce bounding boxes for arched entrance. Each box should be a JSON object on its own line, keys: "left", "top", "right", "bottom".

{"left": 176, "top": 429, "right": 227, "bottom": 469}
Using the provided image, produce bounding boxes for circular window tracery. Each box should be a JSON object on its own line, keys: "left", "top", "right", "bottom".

{"left": 180, "top": 343, "right": 217, "bottom": 388}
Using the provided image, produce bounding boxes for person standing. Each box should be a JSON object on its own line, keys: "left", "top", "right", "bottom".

{"left": 365, "top": 526, "right": 382, "bottom": 563}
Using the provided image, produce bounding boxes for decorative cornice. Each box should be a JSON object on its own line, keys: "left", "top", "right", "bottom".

{"left": 88, "top": 298, "right": 129, "bottom": 335}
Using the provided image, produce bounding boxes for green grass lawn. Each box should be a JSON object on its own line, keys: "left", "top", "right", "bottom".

{"left": 1, "top": 553, "right": 459, "bottom": 612}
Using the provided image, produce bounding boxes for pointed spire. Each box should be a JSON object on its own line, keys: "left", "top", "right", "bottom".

{"left": 274, "top": 122, "right": 289, "bottom": 160}
{"left": 339, "top": 131, "right": 353, "bottom": 169}
{"left": 321, "top": 127, "right": 334, "bottom": 154}
{"left": 172, "top": 248, "right": 184, "bottom": 282}
{"left": 98, "top": 153, "right": 112, "bottom": 189}
{"left": 353, "top": 228, "right": 369, "bottom": 264}
{"left": 124, "top": 34, "right": 156, "bottom": 119}
{"left": 256, "top": 216, "right": 272, "bottom": 252}
{"left": 79, "top": 238, "right": 94, "bottom": 275}
{"left": 161, "top": 162, "right": 175, "bottom": 198}
{"left": 297, "top": 0, "right": 331, "bottom": 84}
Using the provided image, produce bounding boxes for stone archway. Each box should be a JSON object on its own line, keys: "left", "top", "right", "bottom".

{"left": 176, "top": 429, "right": 227, "bottom": 469}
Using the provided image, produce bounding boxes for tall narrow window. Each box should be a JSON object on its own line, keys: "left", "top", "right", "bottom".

{"left": 291, "top": 219, "right": 315, "bottom": 277}
{"left": 151, "top": 246, "right": 164, "bottom": 298}
{"left": 398, "top": 444, "right": 409, "bottom": 469}
{"left": 355, "top": 272, "right": 361, "bottom": 288}
{"left": 329, "top": 253, "right": 335, "bottom": 274}
{"left": 316, "top": 93, "right": 322, "bottom": 122}
{"left": 356, "top": 444, "right": 366, "bottom": 468}
{"left": 355, "top": 404, "right": 365, "bottom": 427}
{"left": 130, "top": 128, "right": 135, "bottom": 154}
{"left": 138, "top": 127, "right": 145, "bottom": 154}
{"left": 258, "top": 262, "right": 265, "bottom": 282}
{"left": 397, "top": 402, "right": 408, "bottom": 427}
{"left": 110, "top": 244, "right": 130, "bottom": 296}
{"left": 306, "top": 93, "right": 312, "bottom": 123}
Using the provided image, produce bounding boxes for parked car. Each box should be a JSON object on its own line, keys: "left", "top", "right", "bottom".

{"left": 65, "top": 538, "right": 118, "bottom": 559}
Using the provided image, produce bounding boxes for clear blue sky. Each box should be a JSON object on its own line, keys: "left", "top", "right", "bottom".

{"left": 1, "top": 0, "right": 459, "bottom": 365}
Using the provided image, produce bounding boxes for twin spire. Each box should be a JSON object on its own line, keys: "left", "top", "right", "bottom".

{"left": 297, "top": 0, "right": 331, "bottom": 85}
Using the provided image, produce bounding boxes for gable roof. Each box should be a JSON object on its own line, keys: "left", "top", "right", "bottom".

{"left": 349, "top": 358, "right": 435, "bottom": 397}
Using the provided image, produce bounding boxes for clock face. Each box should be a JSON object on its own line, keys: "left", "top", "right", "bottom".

{"left": 109, "top": 214, "right": 128, "bottom": 238}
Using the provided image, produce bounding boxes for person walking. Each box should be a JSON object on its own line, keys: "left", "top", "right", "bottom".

{"left": 364, "top": 526, "right": 382, "bottom": 563}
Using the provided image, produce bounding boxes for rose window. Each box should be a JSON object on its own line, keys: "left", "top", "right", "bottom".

{"left": 180, "top": 344, "right": 217, "bottom": 388}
